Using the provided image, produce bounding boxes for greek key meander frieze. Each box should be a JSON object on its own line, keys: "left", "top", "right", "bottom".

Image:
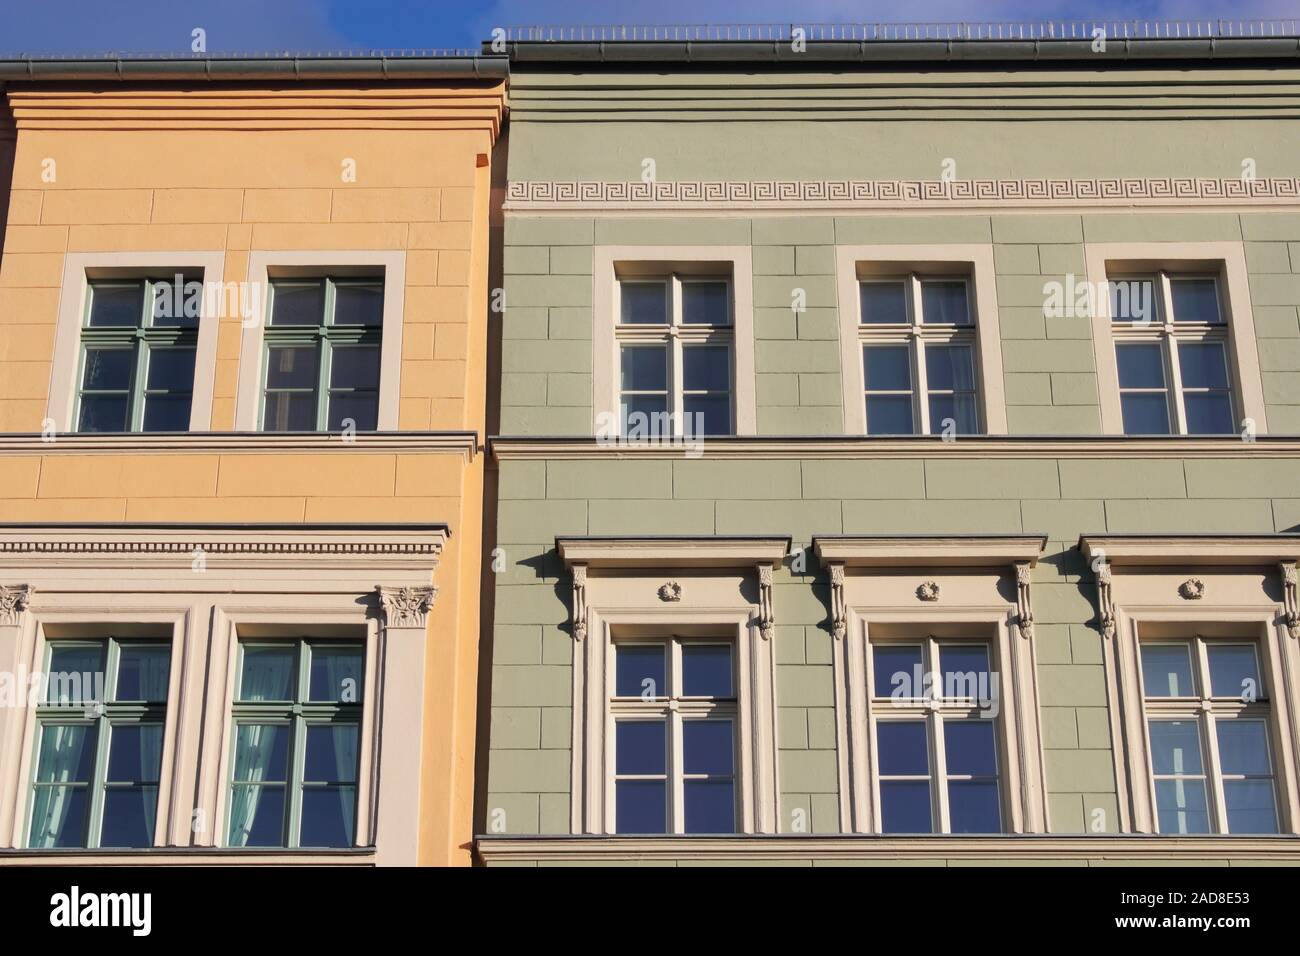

{"left": 507, "top": 178, "right": 1300, "bottom": 208}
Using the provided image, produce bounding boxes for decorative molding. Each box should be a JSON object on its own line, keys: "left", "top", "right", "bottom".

{"left": 814, "top": 534, "right": 1045, "bottom": 568}
{"left": 0, "top": 585, "right": 32, "bottom": 626}
{"left": 1095, "top": 561, "right": 1117, "bottom": 640}
{"left": 376, "top": 585, "right": 437, "bottom": 628}
{"left": 756, "top": 563, "right": 775, "bottom": 641}
{"left": 1282, "top": 562, "right": 1300, "bottom": 640}
{"left": 916, "top": 581, "right": 941, "bottom": 602}
{"left": 570, "top": 564, "right": 588, "bottom": 642}
{"left": 1179, "top": 577, "right": 1207, "bottom": 600}
{"left": 828, "top": 563, "right": 847, "bottom": 641}
{"left": 657, "top": 581, "right": 682, "bottom": 602}
{"left": 1014, "top": 561, "right": 1035, "bottom": 641}
{"left": 555, "top": 536, "right": 789, "bottom": 568}
{"left": 506, "top": 178, "right": 1300, "bottom": 211}
{"left": 0, "top": 538, "right": 442, "bottom": 557}
{"left": 0, "top": 431, "right": 478, "bottom": 459}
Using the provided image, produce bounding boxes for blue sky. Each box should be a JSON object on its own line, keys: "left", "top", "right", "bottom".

{"left": 0, "top": 0, "right": 1298, "bottom": 55}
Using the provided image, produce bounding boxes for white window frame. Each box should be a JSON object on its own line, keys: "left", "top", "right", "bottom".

{"left": 593, "top": 246, "right": 757, "bottom": 437}
{"left": 835, "top": 244, "right": 1007, "bottom": 436}
{"left": 1084, "top": 241, "right": 1267, "bottom": 436}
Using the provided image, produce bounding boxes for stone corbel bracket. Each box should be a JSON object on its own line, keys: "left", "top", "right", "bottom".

{"left": 1014, "top": 561, "right": 1035, "bottom": 640}
{"left": 376, "top": 584, "right": 438, "bottom": 629}
{"left": 1282, "top": 561, "right": 1300, "bottom": 639}
{"left": 1094, "top": 561, "right": 1117, "bottom": 640}
{"left": 828, "top": 563, "right": 847, "bottom": 641}
{"left": 757, "top": 563, "right": 775, "bottom": 641}
{"left": 570, "top": 564, "right": 588, "bottom": 642}
{"left": 0, "top": 584, "right": 32, "bottom": 626}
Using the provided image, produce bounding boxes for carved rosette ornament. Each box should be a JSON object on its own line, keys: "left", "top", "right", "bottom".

{"left": 829, "top": 563, "right": 847, "bottom": 641}
{"left": 657, "top": 581, "right": 682, "bottom": 602}
{"left": 1095, "top": 561, "right": 1116, "bottom": 640}
{"left": 1282, "top": 562, "right": 1300, "bottom": 639}
{"left": 570, "top": 564, "right": 588, "bottom": 642}
{"left": 916, "top": 581, "right": 940, "bottom": 602}
{"left": 0, "top": 585, "right": 32, "bottom": 626}
{"left": 376, "top": 585, "right": 438, "bottom": 629}
{"left": 757, "top": 563, "right": 775, "bottom": 641}
{"left": 1179, "top": 578, "right": 1206, "bottom": 601}
{"left": 1014, "top": 561, "right": 1035, "bottom": 641}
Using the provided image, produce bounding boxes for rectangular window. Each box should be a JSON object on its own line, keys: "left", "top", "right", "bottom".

{"left": 74, "top": 278, "right": 198, "bottom": 433}
{"left": 1138, "top": 637, "right": 1278, "bottom": 834}
{"left": 28, "top": 638, "right": 171, "bottom": 849}
{"left": 858, "top": 276, "right": 979, "bottom": 435}
{"left": 1111, "top": 273, "right": 1236, "bottom": 435}
{"left": 227, "top": 639, "right": 364, "bottom": 848}
{"left": 610, "top": 638, "right": 737, "bottom": 834}
{"left": 262, "top": 278, "right": 383, "bottom": 432}
{"left": 868, "top": 637, "right": 1003, "bottom": 833}
{"left": 616, "top": 276, "right": 734, "bottom": 438}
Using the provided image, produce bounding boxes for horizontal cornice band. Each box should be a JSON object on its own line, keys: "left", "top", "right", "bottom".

{"left": 814, "top": 534, "right": 1047, "bottom": 567}
{"left": 0, "top": 523, "right": 449, "bottom": 557}
{"left": 505, "top": 177, "right": 1300, "bottom": 211}
{"left": 557, "top": 535, "right": 791, "bottom": 567}
{"left": 1080, "top": 533, "right": 1300, "bottom": 565}
{"left": 0, "top": 431, "right": 479, "bottom": 458}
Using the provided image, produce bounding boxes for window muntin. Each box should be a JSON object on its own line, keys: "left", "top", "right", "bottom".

{"left": 610, "top": 637, "right": 737, "bottom": 834}
{"left": 868, "top": 636, "right": 1003, "bottom": 834}
{"left": 261, "top": 278, "right": 383, "bottom": 433}
{"left": 27, "top": 638, "right": 171, "bottom": 849}
{"left": 857, "top": 276, "right": 979, "bottom": 435}
{"left": 1111, "top": 272, "right": 1235, "bottom": 436}
{"left": 74, "top": 278, "right": 198, "bottom": 433}
{"left": 616, "top": 276, "right": 734, "bottom": 438}
{"left": 1138, "top": 637, "right": 1278, "bottom": 834}
{"left": 227, "top": 639, "right": 364, "bottom": 849}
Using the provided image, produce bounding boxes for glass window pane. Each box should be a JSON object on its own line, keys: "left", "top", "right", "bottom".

{"left": 106, "top": 724, "right": 164, "bottom": 784}
{"left": 683, "top": 395, "right": 731, "bottom": 437}
{"left": 928, "top": 394, "right": 978, "bottom": 435}
{"left": 232, "top": 723, "right": 289, "bottom": 782}
{"left": 1207, "top": 645, "right": 1260, "bottom": 699}
{"left": 332, "top": 283, "right": 383, "bottom": 326}
{"left": 944, "top": 720, "right": 998, "bottom": 777}
{"left": 149, "top": 278, "right": 201, "bottom": 329}
{"left": 304, "top": 724, "right": 359, "bottom": 783}
{"left": 115, "top": 645, "right": 171, "bottom": 702}
{"left": 82, "top": 347, "right": 135, "bottom": 390}
{"left": 308, "top": 645, "right": 364, "bottom": 703}
{"left": 684, "top": 780, "right": 735, "bottom": 833}
{"left": 238, "top": 646, "right": 296, "bottom": 702}
{"left": 873, "top": 644, "right": 922, "bottom": 698}
{"left": 330, "top": 346, "right": 381, "bottom": 390}
{"left": 28, "top": 786, "right": 90, "bottom": 848}
{"left": 615, "top": 720, "right": 666, "bottom": 776}
{"left": 860, "top": 281, "right": 908, "bottom": 324}
{"left": 45, "top": 645, "right": 104, "bottom": 704}
{"left": 1116, "top": 343, "right": 1166, "bottom": 389}
{"left": 1170, "top": 278, "right": 1221, "bottom": 324}
{"left": 620, "top": 282, "right": 667, "bottom": 325}
{"left": 1155, "top": 779, "right": 1211, "bottom": 834}
{"left": 34, "top": 723, "right": 96, "bottom": 783}
{"left": 141, "top": 394, "right": 192, "bottom": 432}
{"left": 1183, "top": 393, "right": 1234, "bottom": 435}
{"left": 1216, "top": 720, "right": 1272, "bottom": 776}
{"left": 947, "top": 781, "right": 1002, "bottom": 833}
{"left": 327, "top": 392, "right": 378, "bottom": 432}
{"left": 938, "top": 644, "right": 991, "bottom": 699}
{"left": 145, "top": 347, "right": 196, "bottom": 392}
{"left": 1149, "top": 719, "right": 1204, "bottom": 775}
{"left": 87, "top": 283, "right": 144, "bottom": 328}
{"left": 1141, "top": 644, "right": 1195, "bottom": 697}
{"left": 1121, "top": 393, "right": 1171, "bottom": 435}
{"left": 683, "top": 719, "right": 734, "bottom": 775}
{"left": 265, "top": 345, "right": 319, "bottom": 389}
{"left": 1178, "top": 342, "right": 1229, "bottom": 389}
{"left": 77, "top": 395, "right": 130, "bottom": 433}
{"left": 299, "top": 787, "right": 356, "bottom": 847}
{"left": 866, "top": 396, "right": 915, "bottom": 435}
{"left": 1222, "top": 779, "right": 1278, "bottom": 835}
{"left": 99, "top": 787, "right": 159, "bottom": 849}
{"left": 227, "top": 785, "right": 286, "bottom": 847}
{"left": 876, "top": 721, "right": 929, "bottom": 776}
{"left": 863, "top": 345, "right": 912, "bottom": 391}
{"left": 880, "top": 780, "right": 932, "bottom": 833}
{"left": 681, "top": 281, "right": 729, "bottom": 325}
{"left": 1110, "top": 278, "right": 1156, "bottom": 324}
{"left": 682, "top": 345, "right": 729, "bottom": 392}
{"left": 615, "top": 780, "right": 666, "bottom": 834}
{"left": 263, "top": 391, "right": 318, "bottom": 432}
{"left": 620, "top": 345, "right": 667, "bottom": 392}
{"left": 681, "top": 644, "right": 732, "bottom": 697}
{"left": 920, "top": 280, "right": 970, "bottom": 325}
{"left": 615, "top": 644, "right": 666, "bottom": 698}
{"left": 925, "top": 344, "right": 974, "bottom": 392}
{"left": 621, "top": 395, "right": 669, "bottom": 439}
{"left": 269, "top": 281, "right": 324, "bottom": 326}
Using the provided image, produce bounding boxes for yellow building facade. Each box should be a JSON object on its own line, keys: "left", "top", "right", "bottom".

{"left": 0, "top": 59, "right": 505, "bottom": 866}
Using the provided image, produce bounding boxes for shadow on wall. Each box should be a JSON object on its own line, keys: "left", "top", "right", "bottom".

{"left": 0, "top": 94, "right": 14, "bottom": 260}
